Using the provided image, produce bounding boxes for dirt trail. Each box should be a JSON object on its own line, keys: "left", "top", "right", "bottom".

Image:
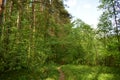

{"left": 57, "top": 67, "right": 65, "bottom": 80}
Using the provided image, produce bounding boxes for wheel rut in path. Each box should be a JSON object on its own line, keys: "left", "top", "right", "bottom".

{"left": 57, "top": 67, "right": 65, "bottom": 80}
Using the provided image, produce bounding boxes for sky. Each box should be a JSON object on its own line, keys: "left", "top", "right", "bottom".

{"left": 64, "top": 0, "right": 102, "bottom": 28}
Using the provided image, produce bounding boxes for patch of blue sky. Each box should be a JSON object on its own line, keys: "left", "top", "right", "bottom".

{"left": 64, "top": 0, "right": 102, "bottom": 28}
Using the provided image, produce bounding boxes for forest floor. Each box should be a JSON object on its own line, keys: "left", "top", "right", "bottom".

{"left": 0, "top": 64, "right": 120, "bottom": 80}
{"left": 58, "top": 66, "right": 65, "bottom": 80}
{"left": 61, "top": 64, "right": 120, "bottom": 80}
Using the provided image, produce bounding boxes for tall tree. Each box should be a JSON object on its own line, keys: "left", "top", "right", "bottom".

{"left": 98, "top": 0, "right": 120, "bottom": 66}
{"left": 98, "top": 0, "right": 120, "bottom": 51}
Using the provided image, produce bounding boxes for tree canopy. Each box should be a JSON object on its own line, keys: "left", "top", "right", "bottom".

{"left": 0, "top": 0, "right": 120, "bottom": 80}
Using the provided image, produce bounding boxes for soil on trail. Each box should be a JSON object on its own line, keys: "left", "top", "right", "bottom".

{"left": 58, "top": 67, "right": 65, "bottom": 80}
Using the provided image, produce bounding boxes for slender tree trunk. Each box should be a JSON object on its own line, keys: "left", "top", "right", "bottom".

{"left": 113, "top": 1, "right": 120, "bottom": 51}
{"left": 4, "top": 0, "right": 12, "bottom": 54}
{"left": 28, "top": 0, "right": 36, "bottom": 66}
{"left": 0, "top": 0, "right": 5, "bottom": 24}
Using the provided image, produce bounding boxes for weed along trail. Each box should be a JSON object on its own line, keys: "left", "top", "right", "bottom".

{"left": 57, "top": 67, "right": 65, "bottom": 80}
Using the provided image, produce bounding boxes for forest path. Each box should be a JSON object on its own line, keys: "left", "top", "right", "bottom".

{"left": 57, "top": 66, "right": 65, "bottom": 80}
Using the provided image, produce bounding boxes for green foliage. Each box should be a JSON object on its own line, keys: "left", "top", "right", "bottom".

{"left": 97, "top": 0, "right": 120, "bottom": 66}
{"left": 0, "top": 64, "right": 59, "bottom": 80}
{"left": 0, "top": 0, "right": 120, "bottom": 79}
{"left": 62, "top": 64, "right": 120, "bottom": 80}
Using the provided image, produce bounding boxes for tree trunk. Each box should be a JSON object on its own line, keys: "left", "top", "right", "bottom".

{"left": 112, "top": 1, "right": 120, "bottom": 51}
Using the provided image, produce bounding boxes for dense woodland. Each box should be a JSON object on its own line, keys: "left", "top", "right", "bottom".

{"left": 0, "top": 0, "right": 120, "bottom": 80}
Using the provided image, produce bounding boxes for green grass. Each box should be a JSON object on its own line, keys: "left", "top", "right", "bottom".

{"left": 0, "top": 64, "right": 59, "bottom": 80}
{"left": 61, "top": 64, "right": 120, "bottom": 80}
{"left": 1, "top": 64, "right": 120, "bottom": 80}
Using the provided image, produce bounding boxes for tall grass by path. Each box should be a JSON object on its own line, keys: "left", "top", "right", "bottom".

{"left": 61, "top": 64, "right": 120, "bottom": 80}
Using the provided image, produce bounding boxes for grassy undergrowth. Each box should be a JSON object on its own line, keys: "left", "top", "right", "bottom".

{"left": 1, "top": 64, "right": 120, "bottom": 80}
{"left": 0, "top": 64, "right": 59, "bottom": 80}
{"left": 62, "top": 65, "right": 120, "bottom": 80}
